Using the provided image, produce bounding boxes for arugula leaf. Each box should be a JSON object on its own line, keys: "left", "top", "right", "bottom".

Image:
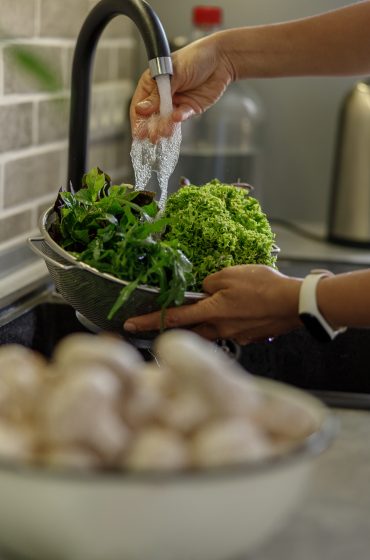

{"left": 51, "top": 167, "right": 194, "bottom": 320}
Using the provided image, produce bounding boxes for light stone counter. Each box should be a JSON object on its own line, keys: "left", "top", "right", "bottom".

{"left": 252, "top": 409, "right": 370, "bottom": 560}
{"left": 274, "top": 222, "right": 370, "bottom": 265}
{"left": 0, "top": 410, "right": 367, "bottom": 560}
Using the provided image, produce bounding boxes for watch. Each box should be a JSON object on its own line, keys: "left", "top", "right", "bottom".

{"left": 298, "top": 269, "right": 347, "bottom": 343}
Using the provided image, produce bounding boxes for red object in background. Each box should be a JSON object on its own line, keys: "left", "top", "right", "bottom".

{"left": 192, "top": 6, "right": 223, "bottom": 27}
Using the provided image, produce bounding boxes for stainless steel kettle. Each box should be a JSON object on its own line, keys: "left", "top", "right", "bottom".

{"left": 328, "top": 80, "right": 370, "bottom": 247}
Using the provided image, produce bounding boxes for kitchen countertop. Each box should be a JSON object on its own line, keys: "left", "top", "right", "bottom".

{"left": 0, "top": 409, "right": 367, "bottom": 560}
{"left": 273, "top": 221, "right": 370, "bottom": 265}
{"left": 251, "top": 408, "right": 370, "bottom": 560}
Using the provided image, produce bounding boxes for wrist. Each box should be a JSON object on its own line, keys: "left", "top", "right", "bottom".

{"left": 280, "top": 277, "right": 302, "bottom": 329}
{"left": 315, "top": 275, "right": 344, "bottom": 331}
{"left": 216, "top": 29, "right": 245, "bottom": 82}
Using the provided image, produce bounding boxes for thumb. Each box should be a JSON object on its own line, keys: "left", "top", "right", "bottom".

{"left": 135, "top": 89, "right": 160, "bottom": 116}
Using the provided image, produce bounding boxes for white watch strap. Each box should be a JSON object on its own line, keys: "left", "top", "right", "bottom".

{"left": 299, "top": 271, "right": 347, "bottom": 340}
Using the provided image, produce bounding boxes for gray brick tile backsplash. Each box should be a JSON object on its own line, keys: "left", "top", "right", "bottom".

{"left": 89, "top": 1, "right": 135, "bottom": 39}
{"left": 0, "top": 102, "right": 33, "bottom": 153}
{"left": 3, "top": 45, "right": 64, "bottom": 95}
{"left": 4, "top": 148, "right": 65, "bottom": 208}
{"left": 118, "top": 45, "right": 136, "bottom": 81}
{"left": 92, "top": 47, "right": 112, "bottom": 84}
{"left": 0, "top": 0, "right": 36, "bottom": 39}
{"left": 40, "top": 0, "right": 91, "bottom": 39}
{"left": 36, "top": 198, "right": 55, "bottom": 223}
{"left": 66, "top": 45, "right": 115, "bottom": 88}
{"left": 0, "top": 209, "right": 32, "bottom": 244}
{"left": 102, "top": 16, "right": 135, "bottom": 40}
{"left": 38, "top": 97, "right": 70, "bottom": 144}
{"left": 88, "top": 136, "right": 130, "bottom": 178}
{"left": 0, "top": 0, "right": 139, "bottom": 251}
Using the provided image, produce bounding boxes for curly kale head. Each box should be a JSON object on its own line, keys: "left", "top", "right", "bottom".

{"left": 163, "top": 179, "right": 276, "bottom": 290}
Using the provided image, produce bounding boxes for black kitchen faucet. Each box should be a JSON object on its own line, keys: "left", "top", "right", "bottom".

{"left": 67, "top": 0, "right": 172, "bottom": 192}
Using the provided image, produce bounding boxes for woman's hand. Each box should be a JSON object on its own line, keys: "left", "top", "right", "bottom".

{"left": 130, "top": 33, "right": 234, "bottom": 142}
{"left": 124, "top": 265, "right": 303, "bottom": 344}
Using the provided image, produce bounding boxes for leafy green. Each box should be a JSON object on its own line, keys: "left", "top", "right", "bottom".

{"left": 51, "top": 170, "right": 276, "bottom": 322}
{"left": 162, "top": 179, "right": 276, "bottom": 290}
{"left": 51, "top": 167, "right": 193, "bottom": 319}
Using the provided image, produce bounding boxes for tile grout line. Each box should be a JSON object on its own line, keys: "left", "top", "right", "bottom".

{"left": 1, "top": 193, "right": 56, "bottom": 220}
{"left": 34, "top": 0, "right": 42, "bottom": 37}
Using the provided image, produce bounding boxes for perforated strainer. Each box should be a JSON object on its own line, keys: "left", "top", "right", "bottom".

{"left": 28, "top": 207, "right": 206, "bottom": 338}
{"left": 29, "top": 207, "right": 280, "bottom": 339}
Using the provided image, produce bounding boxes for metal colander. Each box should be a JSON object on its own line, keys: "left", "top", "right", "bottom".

{"left": 28, "top": 207, "right": 205, "bottom": 338}
{"left": 29, "top": 207, "right": 279, "bottom": 338}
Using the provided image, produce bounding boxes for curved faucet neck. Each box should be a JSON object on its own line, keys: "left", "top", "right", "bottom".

{"left": 67, "top": 0, "right": 172, "bottom": 191}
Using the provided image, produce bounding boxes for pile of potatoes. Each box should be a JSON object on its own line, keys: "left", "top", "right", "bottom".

{"left": 0, "top": 330, "right": 316, "bottom": 471}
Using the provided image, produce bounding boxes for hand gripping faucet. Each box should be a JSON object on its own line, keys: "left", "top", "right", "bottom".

{"left": 67, "top": 0, "right": 173, "bottom": 191}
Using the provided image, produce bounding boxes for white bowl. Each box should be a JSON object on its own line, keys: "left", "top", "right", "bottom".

{"left": 0, "top": 379, "right": 335, "bottom": 560}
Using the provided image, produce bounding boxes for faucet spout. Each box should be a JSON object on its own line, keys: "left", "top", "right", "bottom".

{"left": 67, "top": 0, "right": 172, "bottom": 191}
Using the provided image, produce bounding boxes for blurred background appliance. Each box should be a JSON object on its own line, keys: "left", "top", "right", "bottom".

{"left": 328, "top": 80, "right": 370, "bottom": 247}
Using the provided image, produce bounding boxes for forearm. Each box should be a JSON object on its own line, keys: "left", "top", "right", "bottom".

{"left": 216, "top": 1, "right": 370, "bottom": 80}
{"left": 315, "top": 270, "right": 370, "bottom": 329}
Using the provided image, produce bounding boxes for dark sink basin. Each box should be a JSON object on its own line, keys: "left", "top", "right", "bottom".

{"left": 2, "top": 259, "right": 370, "bottom": 409}
{"left": 0, "top": 289, "right": 90, "bottom": 358}
{"left": 240, "top": 328, "right": 370, "bottom": 393}
{"left": 240, "top": 257, "right": 370, "bottom": 401}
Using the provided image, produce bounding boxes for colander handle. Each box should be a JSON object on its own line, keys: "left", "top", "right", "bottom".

{"left": 28, "top": 237, "right": 76, "bottom": 271}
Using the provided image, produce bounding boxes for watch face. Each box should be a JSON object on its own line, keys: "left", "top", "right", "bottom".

{"left": 299, "top": 313, "right": 332, "bottom": 343}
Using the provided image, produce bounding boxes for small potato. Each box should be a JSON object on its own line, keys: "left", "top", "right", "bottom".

{"left": 123, "top": 363, "right": 168, "bottom": 428}
{"left": 0, "top": 344, "right": 46, "bottom": 423}
{"left": 251, "top": 396, "right": 317, "bottom": 440}
{"left": 159, "top": 390, "right": 213, "bottom": 434}
{"left": 0, "top": 421, "right": 35, "bottom": 462}
{"left": 191, "top": 418, "right": 272, "bottom": 468}
{"left": 40, "top": 364, "right": 130, "bottom": 462}
{"left": 125, "top": 427, "right": 189, "bottom": 471}
{"left": 155, "top": 330, "right": 261, "bottom": 417}
{"left": 53, "top": 333, "right": 144, "bottom": 384}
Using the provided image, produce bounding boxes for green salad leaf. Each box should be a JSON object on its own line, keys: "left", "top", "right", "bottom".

{"left": 51, "top": 169, "right": 277, "bottom": 322}
{"left": 162, "top": 179, "right": 276, "bottom": 290}
{"left": 50, "top": 167, "right": 193, "bottom": 319}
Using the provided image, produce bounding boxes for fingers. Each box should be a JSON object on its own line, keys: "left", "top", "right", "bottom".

{"left": 130, "top": 72, "right": 160, "bottom": 137}
{"left": 202, "top": 268, "right": 234, "bottom": 294}
{"left": 191, "top": 323, "right": 219, "bottom": 341}
{"left": 172, "top": 104, "right": 196, "bottom": 123}
{"left": 124, "top": 299, "right": 216, "bottom": 334}
{"left": 131, "top": 99, "right": 184, "bottom": 143}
